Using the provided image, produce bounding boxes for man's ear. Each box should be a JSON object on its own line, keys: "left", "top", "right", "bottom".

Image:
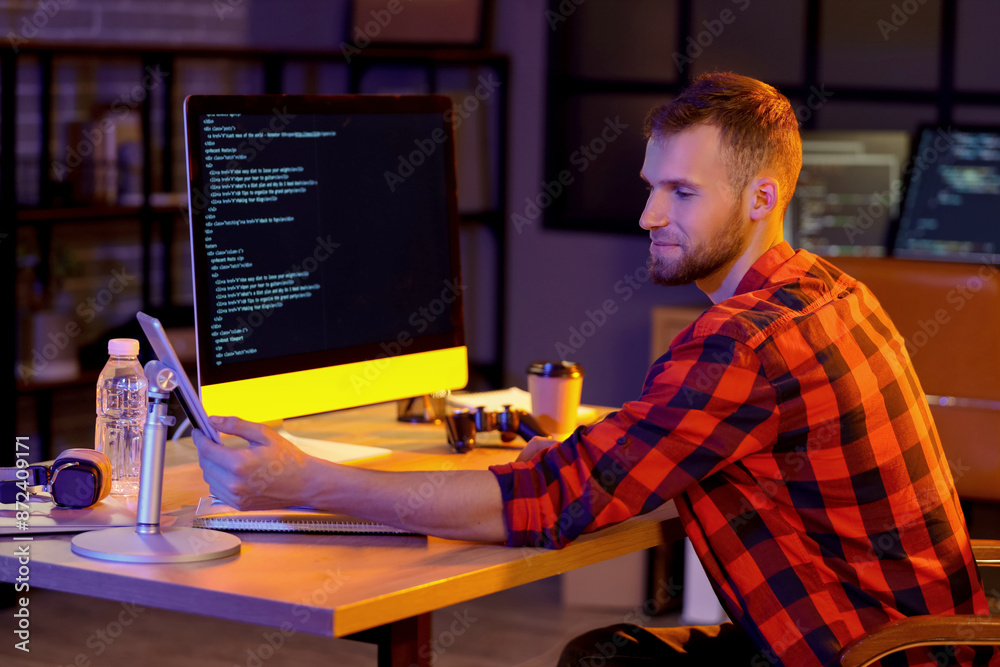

{"left": 748, "top": 177, "right": 779, "bottom": 221}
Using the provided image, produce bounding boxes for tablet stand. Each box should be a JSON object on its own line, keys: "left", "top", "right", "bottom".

{"left": 71, "top": 361, "right": 241, "bottom": 563}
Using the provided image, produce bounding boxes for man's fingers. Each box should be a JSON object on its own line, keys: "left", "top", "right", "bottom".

{"left": 516, "top": 436, "right": 560, "bottom": 463}
{"left": 208, "top": 415, "right": 275, "bottom": 445}
{"left": 198, "top": 449, "right": 239, "bottom": 488}
{"left": 198, "top": 451, "right": 253, "bottom": 504}
{"left": 193, "top": 428, "right": 238, "bottom": 466}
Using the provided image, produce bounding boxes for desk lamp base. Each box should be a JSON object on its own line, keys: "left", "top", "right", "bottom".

{"left": 71, "top": 526, "right": 241, "bottom": 563}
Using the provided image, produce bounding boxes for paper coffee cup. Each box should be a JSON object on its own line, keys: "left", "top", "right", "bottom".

{"left": 526, "top": 361, "right": 584, "bottom": 438}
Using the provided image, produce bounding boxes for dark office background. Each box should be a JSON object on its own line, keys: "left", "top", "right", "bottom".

{"left": 3, "top": 2, "right": 1000, "bottom": 664}
{"left": 4, "top": 0, "right": 1000, "bottom": 455}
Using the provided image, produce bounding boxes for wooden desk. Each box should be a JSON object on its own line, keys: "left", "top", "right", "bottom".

{"left": 0, "top": 403, "right": 680, "bottom": 666}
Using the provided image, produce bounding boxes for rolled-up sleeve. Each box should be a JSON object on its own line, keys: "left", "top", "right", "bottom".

{"left": 490, "top": 333, "right": 780, "bottom": 548}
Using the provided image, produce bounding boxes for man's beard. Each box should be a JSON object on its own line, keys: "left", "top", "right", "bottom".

{"left": 647, "top": 204, "right": 748, "bottom": 287}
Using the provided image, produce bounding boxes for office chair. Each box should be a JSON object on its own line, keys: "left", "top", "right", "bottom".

{"left": 837, "top": 541, "right": 1000, "bottom": 666}
{"left": 818, "top": 257, "right": 1000, "bottom": 665}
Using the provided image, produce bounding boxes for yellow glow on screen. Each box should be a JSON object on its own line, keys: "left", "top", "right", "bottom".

{"left": 201, "top": 346, "right": 468, "bottom": 423}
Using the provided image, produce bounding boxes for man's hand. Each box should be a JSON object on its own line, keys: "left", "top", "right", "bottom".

{"left": 193, "top": 415, "right": 317, "bottom": 511}
{"left": 516, "top": 436, "right": 561, "bottom": 463}
{"left": 193, "top": 414, "right": 508, "bottom": 543}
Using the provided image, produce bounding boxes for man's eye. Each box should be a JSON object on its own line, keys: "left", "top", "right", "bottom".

{"left": 675, "top": 190, "right": 694, "bottom": 199}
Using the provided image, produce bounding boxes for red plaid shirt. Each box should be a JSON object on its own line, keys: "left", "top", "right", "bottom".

{"left": 491, "top": 243, "right": 994, "bottom": 666}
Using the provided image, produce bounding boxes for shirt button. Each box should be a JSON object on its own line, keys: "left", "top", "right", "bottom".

{"left": 837, "top": 291, "right": 849, "bottom": 299}
{"left": 617, "top": 437, "right": 627, "bottom": 445}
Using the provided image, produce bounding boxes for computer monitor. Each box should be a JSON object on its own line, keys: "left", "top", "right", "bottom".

{"left": 785, "top": 131, "right": 911, "bottom": 257}
{"left": 892, "top": 126, "right": 1000, "bottom": 263}
{"left": 184, "top": 95, "right": 468, "bottom": 424}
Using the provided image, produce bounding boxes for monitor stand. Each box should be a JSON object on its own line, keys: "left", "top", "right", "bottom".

{"left": 72, "top": 362, "right": 241, "bottom": 563}
{"left": 396, "top": 392, "right": 450, "bottom": 424}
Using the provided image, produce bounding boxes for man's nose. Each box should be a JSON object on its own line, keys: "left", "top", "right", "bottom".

{"left": 639, "top": 195, "right": 667, "bottom": 231}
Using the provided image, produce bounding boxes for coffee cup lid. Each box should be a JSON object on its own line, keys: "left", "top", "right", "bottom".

{"left": 526, "top": 361, "right": 584, "bottom": 378}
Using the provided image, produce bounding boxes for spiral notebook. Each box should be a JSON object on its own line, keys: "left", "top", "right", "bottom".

{"left": 192, "top": 497, "right": 419, "bottom": 535}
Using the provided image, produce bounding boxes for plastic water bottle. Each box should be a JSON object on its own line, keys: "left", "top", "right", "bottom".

{"left": 95, "top": 338, "right": 148, "bottom": 495}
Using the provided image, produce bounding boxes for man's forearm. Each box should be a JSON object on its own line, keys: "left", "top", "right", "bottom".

{"left": 194, "top": 416, "right": 509, "bottom": 543}
{"left": 303, "top": 462, "right": 508, "bottom": 543}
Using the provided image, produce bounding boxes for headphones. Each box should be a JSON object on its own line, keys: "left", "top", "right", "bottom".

{"left": 0, "top": 449, "right": 112, "bottom": 509}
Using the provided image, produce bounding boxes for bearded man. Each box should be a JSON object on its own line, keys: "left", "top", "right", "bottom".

{"left": 196, "top": 73, "right": 993, "bottom": 666}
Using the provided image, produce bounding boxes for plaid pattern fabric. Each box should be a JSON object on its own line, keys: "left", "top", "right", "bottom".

{"left": 491, "top": 243, "right": 994, "bottom": 667}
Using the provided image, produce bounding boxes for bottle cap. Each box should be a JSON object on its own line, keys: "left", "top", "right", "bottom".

{"left": 108, "top": 338, "right": 140, "bottom": 357}
{"left": 526, "top": 360, "right": 584, "bottom": 378}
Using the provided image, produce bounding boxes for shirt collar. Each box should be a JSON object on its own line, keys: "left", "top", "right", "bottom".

{"left": 733, "top": 242, "right": 796, "bottom": 296}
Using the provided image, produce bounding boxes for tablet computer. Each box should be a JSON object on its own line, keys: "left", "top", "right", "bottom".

{"left": 137, "top": 312, "right": 223, "bottom": 444}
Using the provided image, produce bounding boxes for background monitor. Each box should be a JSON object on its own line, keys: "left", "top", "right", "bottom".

{"left": 184, "top": 95, "right": 468, "bottom": 424}
{"left": 892, "top": 126, "right": 1000, "bottom": 263}
{"left": 785, "top": 131, "right": 911, "bottom": 258}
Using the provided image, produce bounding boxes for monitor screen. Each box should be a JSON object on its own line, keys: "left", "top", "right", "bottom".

{"left": 893, "top": 126, "right": 1000, "bottom": 263}
{"left": 785, "top": 131, "right": 910, "bottom": 258}
{"left": 184, "top": 95, "right": 468, "bottom": 423}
